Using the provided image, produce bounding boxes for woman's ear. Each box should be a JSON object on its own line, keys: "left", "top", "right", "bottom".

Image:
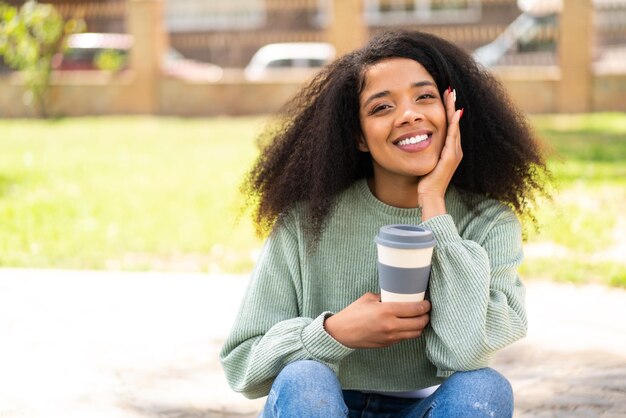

{"left": 357, "top": 137, "right": 369, "bottom": 152}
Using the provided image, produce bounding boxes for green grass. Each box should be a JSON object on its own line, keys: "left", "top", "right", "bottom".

{"left": 0, "top": 117, "right": 266, "bottom": 273}
{"left": 521, "top": 113, "right": 626, "bottom": 287}
{"left": 1, "top": 113, "right": 625, "bottom": 287}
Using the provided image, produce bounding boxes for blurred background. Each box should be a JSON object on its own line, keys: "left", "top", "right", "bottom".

{"left": 1, "top": 0, "right": 625, "bottom": 287}
{"left": 2, "top": 0, "right": 626, "bottom": 116}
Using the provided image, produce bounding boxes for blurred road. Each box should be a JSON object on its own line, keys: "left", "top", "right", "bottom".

{"left": 0, "top": 269, "right": 624, "bottom": 418}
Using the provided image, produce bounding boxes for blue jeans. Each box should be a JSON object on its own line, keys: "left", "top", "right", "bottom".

{"left": 260, "top": 360, "right": 513, "bottom": 418}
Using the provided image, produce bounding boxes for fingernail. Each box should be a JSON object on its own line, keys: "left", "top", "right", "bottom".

{"left": 459, "top": 108, "right": 464, "bottom": 118}
{"left": 453, "top": 89, "right": 457, "bottom": 103}
{"left": 447, "top": 86, "right": 452, "bottom": 94}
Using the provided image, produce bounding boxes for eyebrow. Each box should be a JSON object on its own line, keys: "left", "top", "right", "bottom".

{"left": 361, "top": 80, "right": 437, "bottom": 109}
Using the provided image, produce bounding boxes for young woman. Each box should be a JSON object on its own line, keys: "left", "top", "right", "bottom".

{"left": 220, "top": 30, "right": 548, "bottom": 417}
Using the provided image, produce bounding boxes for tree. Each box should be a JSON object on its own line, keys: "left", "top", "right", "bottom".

{"left": 0, "top": 1, "right": 67, "bottom": 117}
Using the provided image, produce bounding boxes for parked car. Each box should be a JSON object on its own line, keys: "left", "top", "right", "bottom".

{"left": 244, "top": 42, "right": 336, "bottom": 81}
{"left": 52, "top": 32, "right": 223, "bottom": 81}
{"left": 52, "top": 32, "right": 132, "bottom": 71}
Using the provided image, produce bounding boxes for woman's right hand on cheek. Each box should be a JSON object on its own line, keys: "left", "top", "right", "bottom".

{"left": 323, "top": 293, "right": 431, "bottom": 349}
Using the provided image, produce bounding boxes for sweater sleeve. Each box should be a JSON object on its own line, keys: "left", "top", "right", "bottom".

{"left": 219, "top": 220, "right": 354, "bottom": 399}
{"left": 421, "top": 211, "right": 527, "bottom": 377}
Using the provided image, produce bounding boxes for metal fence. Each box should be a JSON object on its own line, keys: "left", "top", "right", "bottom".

{"left": 2, "top": 0, "right": 626, "bottom": 72}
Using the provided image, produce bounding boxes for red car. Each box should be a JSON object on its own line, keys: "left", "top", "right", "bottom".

{"left": 53, "top": 32, "right": 223, "bottom": 82}
{"left": 53, "top": 33, "right": 133, "bottom": 71}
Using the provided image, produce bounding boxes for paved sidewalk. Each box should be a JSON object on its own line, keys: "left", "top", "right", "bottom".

{"left": 0, "top": 268, "right": 624, "bottom": 418}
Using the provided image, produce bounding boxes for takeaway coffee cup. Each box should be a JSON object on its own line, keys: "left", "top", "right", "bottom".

{"left": 375, "top": 224, "right": 436, "bottom": 302}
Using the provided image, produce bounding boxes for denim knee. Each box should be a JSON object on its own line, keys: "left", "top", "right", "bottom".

{"left": 263, "top": 360, "right": 348, "bottom": 418}
{"left": 273, "top": 360, "right": 338, "bottom": 390}
{"left": 428, "top": 368, "right": 513, "bottom": 418}
{"left": 454, "top": 368, "right": 514, "bottom": 405}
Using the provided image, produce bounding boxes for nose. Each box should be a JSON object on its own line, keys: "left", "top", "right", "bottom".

{"left": 396, "top": 103, "right": 423, "bottom": 127}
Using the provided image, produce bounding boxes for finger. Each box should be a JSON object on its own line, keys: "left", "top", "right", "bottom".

{"left": 444, "top": 87, "right": 457, "bottom": 122}
{"left": 392, "top": 314, "right": 431, "bottom": 333}
{"left": 396, "top": 329, "right": 425, "bottom": 340}
{"left": 387, "top": 299, "right": 431, "bottom": 318}
{"left": 402, "top": 313, "right": 430, "bottom": 330}
{"left": 442, "top": 88, "right": 461, "bottom": 150}
{"left": 381, "top": 329, "right": 425, "bottom": 346}
{"left": 445, "top": 108, "right": 463, "bottom": 152}
{"left": 361, "top": 292, "right": 381, "bottom": 302}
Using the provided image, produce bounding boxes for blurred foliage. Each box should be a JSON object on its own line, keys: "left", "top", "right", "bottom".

{"left": 0, "top": 0, "right": 84, "bottom": 117}
{"left": 94, "top": 48, "right": 126, "bottom": 72}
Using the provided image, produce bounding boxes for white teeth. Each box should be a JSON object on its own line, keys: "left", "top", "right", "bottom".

{"left": 396, "top": 134, "right": 428, "bottom": 146}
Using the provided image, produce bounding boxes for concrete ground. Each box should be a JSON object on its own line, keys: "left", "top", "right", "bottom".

{"left": 0, "top": 268, "right": 624, "bottom": 418}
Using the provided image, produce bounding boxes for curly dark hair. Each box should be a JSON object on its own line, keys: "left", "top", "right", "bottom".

{"left": 243, "top": 30, "right": 549, "bottom": 240}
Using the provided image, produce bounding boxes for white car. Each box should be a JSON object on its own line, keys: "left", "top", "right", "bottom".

{"left": 244, "top": 42, "right": 336, "bottom": 81}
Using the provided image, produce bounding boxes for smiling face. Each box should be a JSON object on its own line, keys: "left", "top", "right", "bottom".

{"left": 358, "top": 57, "right": 447, "bottom": 188}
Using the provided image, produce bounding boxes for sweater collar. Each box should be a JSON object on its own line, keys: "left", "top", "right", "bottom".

{"left": 354, "top": 179, "right": 423, "bottom": 220}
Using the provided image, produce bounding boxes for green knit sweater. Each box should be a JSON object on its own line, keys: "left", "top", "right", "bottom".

{"left": 220, "top": 179, "right": 527, "bottom": 399}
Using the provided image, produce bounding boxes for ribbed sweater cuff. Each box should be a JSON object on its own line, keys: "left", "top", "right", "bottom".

{"left": 422, "top": 214, "right": 462, "bottom": 247}
{"left": 301, "top": 312, "right": 354, "bottom": 364}
{"left": 437, "top": 369, "right": 454, "bottom": 378}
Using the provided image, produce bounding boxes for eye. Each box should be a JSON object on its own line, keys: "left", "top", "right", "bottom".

{"left": 416, "top": 93, "right": 436, "bottom": 101}
{"left": 370, "top": 103, "right": 393, "bottom": 115}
